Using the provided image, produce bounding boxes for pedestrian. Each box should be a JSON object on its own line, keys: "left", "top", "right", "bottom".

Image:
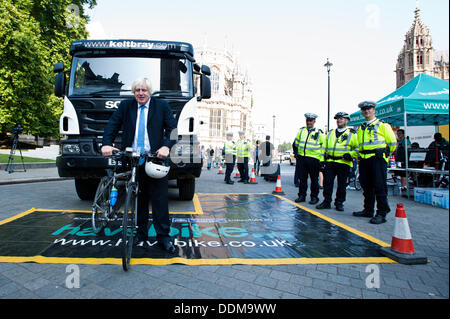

{"left": 253, "top": 140, "right": 261, "bottom": 176}
{"left": 207, "top": 145, "right": 214, "bottom": 170}
{"left": 293, "top": 113, "right": 325, "bottom": 205}
{"left": 353, "top": 101, "right": 397, "bottom": 224}
{"left": 393, "top": 129, "right": 411, "bottom": 195}
{"left": 316, "top": 112, "right": 358, "bottom": 211}
{"left": 236, "top": 130, "right": 251, "bottom": 183}
{"left": 101, "top": 77, "right": 177, "bottom": 253}
{"left": 425, "top": 132, "right": 449, "bottom": 170}
{"left": 223, "top": 132, "right": 236, "bottom": 184}
{"left": 260, "top": 135, "right": 275, "bottom": 178}
{"left": 200, "top": 145, "right": 205, "bottom": 169}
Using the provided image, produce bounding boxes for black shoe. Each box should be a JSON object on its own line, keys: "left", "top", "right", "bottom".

{"left": 353, "top": 210, "right": 374, "bottom": 218}
{"left": 295, "top": 196, "right": 306, "bottom": 203}
{"left": 335, "top": 203, "right": 344, "bottom": 211}
{"left": 309, "top": 197, "right": 319, "bottom": 205}
{"left": 158, "top": 239, "right": 176, "bottom": 254}
{"left": 243, "top": 180, "right": 249, "bottom": 184}
{"left": 226, "top": 180, "right": 234, "bottom": 185}
{"left": 316, "top": 201, "right": 331, "bottom": 209}
{"left": 237, "top": 179, "right": 245, "bottom": 183}
{"left": 369, "top": 215, "right": 386, "bottom": 224}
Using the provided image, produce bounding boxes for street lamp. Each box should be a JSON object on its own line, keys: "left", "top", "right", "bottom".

{"left": 272, "top": 115, "right": 276, "bottom": 149}
{"left": 324, "top": 58, "right": 333, "bottom": 132}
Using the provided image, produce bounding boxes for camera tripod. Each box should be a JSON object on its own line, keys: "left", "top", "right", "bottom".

{"left": 5, "top": 129, "right": 26, "bottom": 174}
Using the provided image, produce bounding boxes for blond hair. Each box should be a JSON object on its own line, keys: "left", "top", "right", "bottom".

{"left": 131, "top": 77, "right": 152, "bottom": 94}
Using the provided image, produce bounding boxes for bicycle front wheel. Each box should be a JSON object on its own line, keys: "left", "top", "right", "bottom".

{"left": 92, "top": 176, "right": 111, "bottom": 234}
{"left": 122, "top": 183, "right": 137, "bottom": 271}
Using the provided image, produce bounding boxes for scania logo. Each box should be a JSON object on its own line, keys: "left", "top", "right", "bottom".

{"left": 105, "top": 101, "right": 120, "bottom": 109}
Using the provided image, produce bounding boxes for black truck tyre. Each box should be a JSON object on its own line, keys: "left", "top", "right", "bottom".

{"left": 178, "top": 178, "right": 195, "bottom": 201}
{"left": 75, "top": 178, "right": 100, "bottom": 200}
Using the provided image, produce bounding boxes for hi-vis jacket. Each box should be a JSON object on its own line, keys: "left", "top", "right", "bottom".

{"left": 356, "top": 118, "right": 397, "bottom": 163}
{"left": 323, "top": 128, "right": 358, "bottom": 167}
{"left": 293, "top": 127, "right": 325, "bottom": 161}
{"left": 236, "top": 139, "right": 250, "bottom": 157}
{"left": 224, "top": 140, "right": 236, "bottom": 156}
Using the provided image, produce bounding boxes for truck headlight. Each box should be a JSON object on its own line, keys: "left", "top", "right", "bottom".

{"left": 62, "top": 144, "right": 81, "bottom": 154}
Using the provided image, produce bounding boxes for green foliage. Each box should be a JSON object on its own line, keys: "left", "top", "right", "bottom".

{"left": 277, "top": 141, "right": 292, "bottom": 152}
{"left": 0, "top": 0, "right": 97, "bottom": 137}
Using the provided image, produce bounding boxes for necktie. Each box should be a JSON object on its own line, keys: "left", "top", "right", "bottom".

{"left": 137, "top": 105, "right": 146, "bottom": 165}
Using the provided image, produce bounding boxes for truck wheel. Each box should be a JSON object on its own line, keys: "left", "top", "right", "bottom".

{"left": 178, "top": 178, "right": 195, "bottom": 201}
{"left": 75, "top": 178, "right": 100, "bottom": 200}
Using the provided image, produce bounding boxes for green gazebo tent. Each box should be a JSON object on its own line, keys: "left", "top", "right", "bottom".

{"left": 348, "top": 73, "right": 449, "bottom": 197}
{"left": 349, "top": 73, "right": 449, "bottom": 128}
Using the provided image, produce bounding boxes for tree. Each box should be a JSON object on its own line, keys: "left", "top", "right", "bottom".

{"left": 0, "top": 0, "right": 51, "bottom": 138}
{"left": 277, "top": 141, "right": 292, "bottom": 153}
{"left": 0, "top": 0, "right": 97, "bottom": 138}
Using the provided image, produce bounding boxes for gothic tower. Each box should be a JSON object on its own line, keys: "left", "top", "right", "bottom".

{"left": 396, "top": 7, "right": 449, "bottom": 88}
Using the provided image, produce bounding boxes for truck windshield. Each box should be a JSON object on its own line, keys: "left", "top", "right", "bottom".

{"left": 69, "top": 55, "right": 193, "bottom": 98}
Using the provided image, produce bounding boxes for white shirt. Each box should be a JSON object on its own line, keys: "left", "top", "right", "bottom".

{"left": 132, "top": 98, "right": 151, "bottom": 153}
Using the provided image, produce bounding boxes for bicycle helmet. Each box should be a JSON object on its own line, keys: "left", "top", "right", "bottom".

{"left": 145, "top": 157, "right": 170, "bottom": 179}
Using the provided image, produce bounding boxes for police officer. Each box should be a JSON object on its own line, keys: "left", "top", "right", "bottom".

{"left": 353, "top": 101, "right": 397, "bottom": 224}
{"left": 316, "top": 112, "right": 358, "bottom": 211}
{"left": 236, "top": 130, "right": 251, "bottom": 184}
{"left": 223, "top": 132, "right": 236, "bottom": 184}
{"left": 293, "top": 113, "right": 325, "bottom": 204}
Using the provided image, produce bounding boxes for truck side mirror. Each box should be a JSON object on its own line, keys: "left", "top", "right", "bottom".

{"left": 200, "top": 74, "right": 211, "bottom": 100}
{"left": 201, "top": 65, "right": 211, "bottom": 76}
{"left": 54, "top": 62, "right": 64, "bottom": 73}
{"left": 54, "top": 72, "right": 65, "bottom": 97}
{"left": 193, "top": 63, "right": 201, "bottom": 72}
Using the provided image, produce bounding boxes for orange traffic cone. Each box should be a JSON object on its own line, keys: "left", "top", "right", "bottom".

{"left": 234, "top": 167, "right": 241, "bottom": 179}
{"left": 380, "top": 204, "right": 427, "bottom": 264}
{"left": 272, "top": 175, "right": 285, "bottom": 195}
{"left": 249, "top": 168, "right": 258, "bottom": 184}
{"left": 217, "top": 164, "right": 224, "bottom": 174}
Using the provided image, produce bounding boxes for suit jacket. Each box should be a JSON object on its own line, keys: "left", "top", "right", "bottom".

{"left": 102, "top": 97, "right": 177, "bottom": 152}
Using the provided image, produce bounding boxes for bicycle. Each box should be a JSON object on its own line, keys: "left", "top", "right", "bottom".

{"left": 91, "top": 147, "right": 145, "bottom": 271}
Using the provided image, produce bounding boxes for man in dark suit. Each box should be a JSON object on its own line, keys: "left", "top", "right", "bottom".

{"left": 101, "top": 77, "right": 177, "bottom": 253}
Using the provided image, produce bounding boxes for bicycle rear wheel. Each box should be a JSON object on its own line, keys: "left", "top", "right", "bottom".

{"left": 122, "top": 183, "right": 137, "bottom": 271}
{"left": 92, "top": 176, "right": 111, "bottom": 234}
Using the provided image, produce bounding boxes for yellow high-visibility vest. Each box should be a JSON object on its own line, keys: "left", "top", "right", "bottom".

{"left": 324, "top": 128, "right": 358, "bottom": 167}
{"left": 356, "top": 118, "right": 397, "bottom": 163}
{"left": 293, "top": 127, "right": 325, "bottom": 161}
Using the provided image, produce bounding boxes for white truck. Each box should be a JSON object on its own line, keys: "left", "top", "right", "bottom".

{"left": 53, "top": 39, "right": 211, "bottom": 200}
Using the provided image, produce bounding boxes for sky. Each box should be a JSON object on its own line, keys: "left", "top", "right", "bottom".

{"left": 84, "top": 0, "right": 449, "bottom": 144}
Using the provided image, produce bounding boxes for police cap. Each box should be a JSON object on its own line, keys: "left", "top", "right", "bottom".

{"left": 238, "top": 130, "right": 245, "bottom": 135}
{"left": 334, "top": 112, "right": 350, "bottom": 120}
{"left": 358, "top": 101, "right": 377, "bottom": 109}
{"left": 226, "top": 132, "right": 233, "bottom": 136}
{"left": 305, "top": 113, "right": 318, "bottom": 120}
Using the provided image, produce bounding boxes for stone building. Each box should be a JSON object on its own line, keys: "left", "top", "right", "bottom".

{"left": 194, "top": 46, "right": 253, "bottom": 152}
{"left": 395, "top": 7, "right": 449, "bottom": 89}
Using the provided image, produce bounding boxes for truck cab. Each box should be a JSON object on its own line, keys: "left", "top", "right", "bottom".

{"left": 54, "top": 39, "right": 211, "bottom": 200}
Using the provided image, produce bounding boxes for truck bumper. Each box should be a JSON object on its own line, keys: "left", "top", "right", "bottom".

{"left": 57, "top": 155, "right": 202, "bottom": 180}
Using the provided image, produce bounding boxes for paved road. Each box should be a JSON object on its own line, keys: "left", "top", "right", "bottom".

{"left": 0, "top": 163, "right": 448, "bottom": 299}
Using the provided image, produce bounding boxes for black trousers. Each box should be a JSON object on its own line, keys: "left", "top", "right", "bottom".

{"left": 298, "top": 156, "right": 320, "bottom": 199}
{"left": 294, "top": 157, "right": 301, "bottom": 186}
{"left": 322, "top": 161, "right": 350, "bottom": 205}
{"left": 237, "top": 157, "right": 249, "bottom": 181}
{"left": 359, "top": 157, "right": 390, "bottom": 216}
{"left": 225, "top": 155, "right": 235, "bottom": 182}
{"left": 136, "top": 165, "right": 171, "bottom": 241}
